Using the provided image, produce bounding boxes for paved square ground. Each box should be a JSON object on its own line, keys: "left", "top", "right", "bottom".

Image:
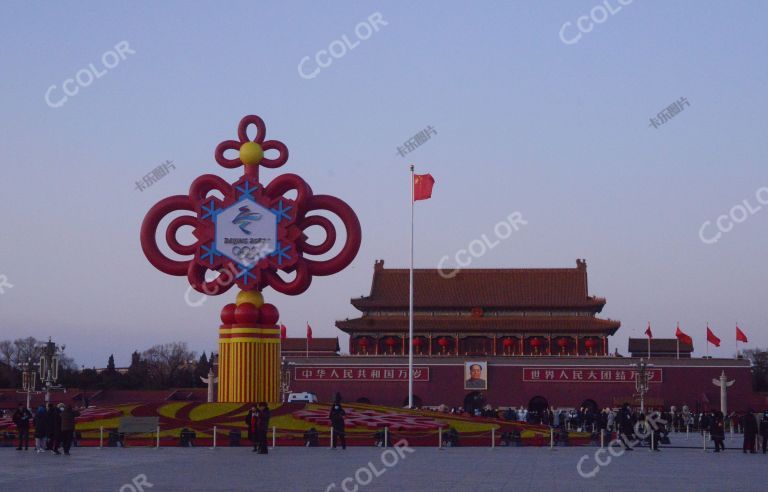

{"left": 1, "top": 437, "right": 766, "bottom": 491}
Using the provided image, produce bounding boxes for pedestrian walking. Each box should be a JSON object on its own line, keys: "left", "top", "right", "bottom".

{"left": 710, "top": 411, "right": 725, "bottom": 452}
{"left": 329, "top": 402, "right": 347, "bottom": 450}
{"left": 59, "top": 404, "right": 80, "bottom": 455}
{"left": 33, "top": 406, "right": 47, "bottom": 453}
{"left": 12, "top": 403, "right": 32, "bottom": 451}
{"left": 742, "top": 409, "right": 758, "bottom": 454}
{"left": 759, "top": 412, "right": 768, "bottom": 454}
{"left": 245, "top": 404, "right": 259, "bottom": 452}
{"left": 256, "top": 402, "right": 270, "bottom": 454}
{"left": 46, "top": 403, "right": 62, "bottom": 454}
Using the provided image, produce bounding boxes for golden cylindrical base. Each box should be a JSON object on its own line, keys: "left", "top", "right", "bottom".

{"left": 217, "top": 325, "right": 281, "bottom": 403}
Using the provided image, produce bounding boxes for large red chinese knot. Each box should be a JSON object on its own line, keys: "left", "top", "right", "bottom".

{"left": 140, "top": 115, "right": 361, "bottom": 296}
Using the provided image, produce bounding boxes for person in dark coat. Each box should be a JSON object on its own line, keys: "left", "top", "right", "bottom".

{"left": 33, "top": 406, "right": 48, "bottom": 453}
{"left": 329, "top": 402, "right": 347, "bottom": 449}
{"left": 12, "top": 403, "right": 32, "bottom": 450}
{"left": 710, "top": 411, "right": 725, "bottom": 452}
{"left": 759, "top": 412, "right": 768, "bottom": 454}
{"left": 742, "top": 409, "right": 758, "bottom": 453}
{"left": 59, "top": 404, "right": 80, "bottom": 455}
{"left": 256, "top": 402, "right": 270, "bottom": 454}
{"left": 616, "top": 403, "right": 635, "bottom": 450}
{"left": 46, "top": 403, "right": 62, "bottom": 454}
{"left": 244, "top": 404, "right": 259, "bottom": 452}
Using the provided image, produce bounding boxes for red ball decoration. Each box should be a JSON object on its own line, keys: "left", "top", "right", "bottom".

{"left": 221, "top": 303, "right": 237, "bottom": 325}
{"left": 259, "top": 303, "right": 279, "bottom": 325}
{"left": 235, "top": 303, "right": 261, "bottom": 324}
{"left": 503, "top": 338, "right": 513, "bottom": 348}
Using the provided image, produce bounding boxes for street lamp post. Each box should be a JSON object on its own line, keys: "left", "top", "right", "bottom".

{"left": 17, "top": 359, "right": 39, "bottom": 409}
{"left": 39, "top": 338, "right": 65, "bottom": 405}
{"left": 631, "top": 358, "right": 654, "bottom": 414}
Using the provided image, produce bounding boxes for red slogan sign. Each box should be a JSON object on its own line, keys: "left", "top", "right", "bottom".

{"left": 523, "top": 367, "right": 662, "bottom": 383}
{"left": 295, "top": 366, "right": 430, "bottom": 381}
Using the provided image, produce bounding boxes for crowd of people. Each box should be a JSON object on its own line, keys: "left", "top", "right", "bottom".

{"left": 11, "top": 402, "right": 81, "bottom": 455}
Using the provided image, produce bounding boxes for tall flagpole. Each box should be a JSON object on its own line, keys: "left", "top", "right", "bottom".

{"left": 647, "top": 322, "right": 650, "bottom": 359}
{"left": 706, "top": 322, "right": 709, "bottom": 358}
{"left": 408, "top": 164, "right": 415, "bottom": 409}
{"left": 676, "top": 322, "right": 679, "bottom": 360}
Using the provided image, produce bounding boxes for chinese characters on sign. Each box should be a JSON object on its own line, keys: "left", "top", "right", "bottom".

{"left": 135, "top": 160, "right": 176, "bottom": 192}
{"left": 522, "top": 367, "right": 663, "bottom": 383}
{"left": 295, "top": 366, "right": 430, "bottom": 381}
{"left": 649, "top": 97, "right": 690, "bottom": 129}
{"left": 396, "top": 126, "right": 437, "bottom": 158}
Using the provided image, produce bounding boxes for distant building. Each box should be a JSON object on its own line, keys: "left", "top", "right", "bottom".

{"left": 628, "top": 338, "right": 693, "bottom": 358}
{"left": 276, "top": 260, "right": 756, "bottom": 413}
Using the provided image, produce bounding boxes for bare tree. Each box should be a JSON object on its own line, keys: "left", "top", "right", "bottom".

{"left": 143, "top": 342, "right": 196, "bottom": 388}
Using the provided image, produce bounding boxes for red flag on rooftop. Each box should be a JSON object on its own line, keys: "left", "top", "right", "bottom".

{"left": 645, "top": 323, "right": 653, "bottom": 339}
{"left": 706, "top": 326, "right": 721, "bottom": 347}
{"left": 736, "top": 325, "right": 748, "bottom": 343}
{"left": 306, "top": 323, "right": 313, "bottom": 341}
{"left": 413, "top": 173, "right": 435, "bottom": 201}
{"left": 280, "top": 324, "right": 286, "bottom": 340}
{"left": 675, "top": 325, "right": 692, "bottom": 346}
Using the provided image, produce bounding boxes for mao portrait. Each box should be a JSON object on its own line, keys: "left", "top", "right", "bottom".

{"left": 464, "top": 361, "right": 487, "bottom": 390}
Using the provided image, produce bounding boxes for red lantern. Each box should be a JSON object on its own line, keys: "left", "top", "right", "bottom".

{"left": 359, "top": 337, "right": 368, "bottom": 347}
{"left": 557, "top": 338, "right": 568, "bottom": 348}
{"left": 385, "top": 337, "right": 396, "bottom": 346}
{"left": 584, "top": 338, "right": 596, "bottom": 355}
{"left": 530, "top": 337, "right": 542, "bottom": 355}
{"left": 437, "top": 337, "right": 448, "bottom": 347}
{"left": 502, "top": 338, "right": 512, "bottom": 348}
{"left": 412, "top": 337, "right": 422, "bottom": 346}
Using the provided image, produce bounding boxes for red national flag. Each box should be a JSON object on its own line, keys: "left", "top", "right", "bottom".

{"left": 644, "top": 323, "right": 653, "bottom": 339}
{"left": 706, "top": 327, "right": 721, "bottom": 347}
{"left": 306, "top": 323, "right": 313, "bottom": 341}
{"left": 280, "top": 324, "right": 286, "bottom": 340}
{"left": 675, "top": 325, "right": 693, "bottom": 346}
{"left": 736, "top": 325, "right": 748, "bottom": 343}
{"left": 413, "top": 173, "right": 435, "bottom": 201}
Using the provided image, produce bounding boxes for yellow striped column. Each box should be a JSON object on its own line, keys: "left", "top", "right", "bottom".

{"left": 218, "top": 325, "right": 280, "bottom": 403}
{"left": 217, "top": 290, "right": 282, "bottom": 403}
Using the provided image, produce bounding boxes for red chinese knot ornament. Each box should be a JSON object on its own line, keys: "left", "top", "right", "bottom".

{"left": 140, "top": 115, "right": 362, "bottom": 297}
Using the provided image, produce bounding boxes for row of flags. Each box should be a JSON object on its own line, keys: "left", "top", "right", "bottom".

{"left": 644, "top": 323, "right": 749, "bottom": 347}
{"left": 278, "top": 323, "right": 312, "bottom": 340}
